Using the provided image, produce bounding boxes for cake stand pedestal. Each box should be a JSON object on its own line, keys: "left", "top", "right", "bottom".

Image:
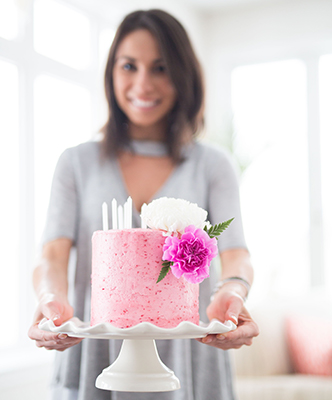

{"left": 96, "top": 339, "right": 179, "bottom": 392}
{"left": 39, "top": 318, "right": 236, "bottom": 392}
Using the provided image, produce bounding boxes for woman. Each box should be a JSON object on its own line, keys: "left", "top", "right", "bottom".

{"left": 28, "top": 9, "right": 258, "bottom": 400}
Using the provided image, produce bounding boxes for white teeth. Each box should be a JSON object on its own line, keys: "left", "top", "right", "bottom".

{"left": 131, "top": 98, "right": 157, "bottom": 108}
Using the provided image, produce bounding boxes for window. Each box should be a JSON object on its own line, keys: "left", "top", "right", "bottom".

{"left": 0, "top": 0, "right": 19, "bottom": 40}
{"left": 0, "top": 0, "right": 113, "bottom": 369}
{"left": 0, "top": 60, "right": 20, "bottom": 348}
{"left": 319, "top": 54, "right": 332, "bottom": 292}
{"left": 34, "top": 0, "right": 91, "bottom": 69}
{"left": 96, "top": 27, "right": 116, "bottom": 134}
{"left": 34, "top": 75, "right": 92, "bottom": 241}
{"left": 231, "top": 60, "right": 310, "bottom": 298}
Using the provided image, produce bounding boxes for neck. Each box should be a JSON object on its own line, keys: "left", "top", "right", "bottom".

{"left": 128, "top": 120, "right": 167, "bottom": 142}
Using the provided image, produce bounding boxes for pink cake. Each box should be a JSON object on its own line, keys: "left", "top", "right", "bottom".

{"left": 90, "top": 228, "right": 199, "bottom": 328}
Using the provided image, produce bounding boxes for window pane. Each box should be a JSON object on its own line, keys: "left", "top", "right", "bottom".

{"left": 0, "top": 60, "right": 19, "bottom": 348}
{"left": 34, "top": 0, "right": 91, "bottom": 69}
{"left": 34, "top": 75, "right": 92, "bottom": 243}
{"left": 97, "top": 28, "right": 115, "bottom": 131}
{"left": 0, "top": 0, "right": 19, "bottom": 40}
{"left": 99, "top": 28, "right": 115, "bottom": 71}
{"left": 232, "top": 60, "right": 309, "bottom": 298}
{"left": 319, "top": 54, "right": 332, "bottom": 291}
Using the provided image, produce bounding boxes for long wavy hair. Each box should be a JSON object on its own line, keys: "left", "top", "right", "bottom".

{"left": 101, "top": 9, "right": 204, "bottom": 162}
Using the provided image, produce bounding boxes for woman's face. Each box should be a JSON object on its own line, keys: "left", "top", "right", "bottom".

{"left": 113, "top": 29, "right": 177, "bottom": 137}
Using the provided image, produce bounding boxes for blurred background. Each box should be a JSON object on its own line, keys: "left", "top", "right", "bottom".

{"left": 0, "top": 0, "right": 331, "bottom": 399}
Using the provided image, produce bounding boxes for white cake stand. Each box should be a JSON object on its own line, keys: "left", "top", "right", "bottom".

{"left": 39, "top": 318, "right": 236, "bottom": 392}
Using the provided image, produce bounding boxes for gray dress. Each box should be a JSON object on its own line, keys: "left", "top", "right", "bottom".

{"left": 41, "top": 139, "right": 247, "bottom": 400}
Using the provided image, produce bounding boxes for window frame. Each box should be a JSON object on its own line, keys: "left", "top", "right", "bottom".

{"left": 0, "top": 0, "right": 114, "bottom": 371}
{"left": 214, "top": 52, "right": 328, "bottom": 292}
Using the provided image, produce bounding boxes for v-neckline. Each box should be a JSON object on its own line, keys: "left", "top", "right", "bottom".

{"left": 112, "top": 139, "right": 193, "bottom": 216}
{"left": 113, "top": 157, "right": 176, "bottom": 217}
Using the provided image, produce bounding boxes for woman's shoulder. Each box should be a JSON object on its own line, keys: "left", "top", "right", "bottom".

{"left": 189, "top": 140, "right": 241, "bottom": 182}
{"left": 60, "top": 140, "right": 102, "bottom": 166}
{"left": 65, "top": 140, "right": 101, "bottom": 157}
{"left": 192, "top": 140, "right": 235, "bottom": 165}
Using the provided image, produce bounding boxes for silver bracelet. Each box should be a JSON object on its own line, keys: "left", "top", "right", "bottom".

{"left": 210, "top": 277, "right": 251, "bottom": 302}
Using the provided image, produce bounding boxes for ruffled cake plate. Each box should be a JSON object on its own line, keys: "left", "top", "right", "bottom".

{"left": 39, "top": 318, "right": 236, "bottom": 392}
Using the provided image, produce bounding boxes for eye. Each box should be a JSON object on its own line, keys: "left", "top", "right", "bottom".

{"left": 123, "top": 63, "right": 136, "bottom": 71}
{"left": 154, "top": 65, "right": 166, "bottom": 73}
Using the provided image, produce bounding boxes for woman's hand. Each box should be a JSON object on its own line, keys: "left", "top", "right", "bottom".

{"left": 28, "top": 239, "right": 81, "bottom": 351}
{"left": 196, "top": 286, "right": 259, "bottom": 350}
{"left": 28, "top": 293, "right": 82, "bottom": 351}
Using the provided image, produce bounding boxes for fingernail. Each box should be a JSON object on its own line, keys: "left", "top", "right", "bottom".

{"left": 58, "top": 333, "right": 67, "bottom": 339}
{"left": 229, "top": 315, "right": 238, "bottom": 324}
{"left": 52, "top": 315, "right": 60, "bottom": 321}
{"left": 203, "top": 336, "right": 213, "bottom": 343}
{"left": 216, "top": 334, "right": 226, "bottom": 340}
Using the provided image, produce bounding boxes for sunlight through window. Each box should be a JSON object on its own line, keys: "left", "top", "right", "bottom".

{"left": 0, "top": 60, "right": 20, "bottom": 348}
{"left": 232, "top": 60, "right": 310, "bottom": 298}
{"left": 34, "top": 0, "right": 91, "bottom": 69}
{"left": 0, "top": 0, "right": 19, "bottom": 40}
{"left": 319, "top": 54, "right": 332, "bottom": 292}
{"left": 34, "top": 75, "right": 92, "bottom": 244}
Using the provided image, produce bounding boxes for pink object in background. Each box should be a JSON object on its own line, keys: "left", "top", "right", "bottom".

{"left": 91, "top": 229, "right": 199, "bottom": 328}
{"left": 286, "top": 314, "right": 332, "bottom": 376}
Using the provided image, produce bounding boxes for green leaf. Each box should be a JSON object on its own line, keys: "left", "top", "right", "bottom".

{"left": 204, "top": 218, "right": 234, "bottom": 240}
{"left": 157, "top": 262, "right": 172, "bottom": 283}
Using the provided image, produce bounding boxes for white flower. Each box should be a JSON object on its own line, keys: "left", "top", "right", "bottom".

{"left": 140, "top": 197, "right": 208, "bottom": 235}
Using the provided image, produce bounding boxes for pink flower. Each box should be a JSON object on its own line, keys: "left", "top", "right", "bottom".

{"left": 163, "top": 225, "right": 218, "bottom": 284}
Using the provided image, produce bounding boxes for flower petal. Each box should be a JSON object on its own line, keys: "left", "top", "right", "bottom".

{"left": 170, "top": 262, "right": 184, "bottom": 279}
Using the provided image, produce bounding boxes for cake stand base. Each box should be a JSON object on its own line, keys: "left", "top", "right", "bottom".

{"left": 96, "top": 339, "right": 180, "bottom": 392}
{"left": 39, "top": 318, "right": 237, "bottom": 392}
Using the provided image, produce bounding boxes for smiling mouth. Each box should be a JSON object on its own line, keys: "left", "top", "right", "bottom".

{"left": 131, "top": 98, "right": 160, "bottom": 108}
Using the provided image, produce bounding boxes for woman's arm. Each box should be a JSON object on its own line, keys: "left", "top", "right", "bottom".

{"left": 197, "top": 248, "right": 259, "bottom": 349}
{"left": 28, "top": 238, "right": 82, "bottom": 351}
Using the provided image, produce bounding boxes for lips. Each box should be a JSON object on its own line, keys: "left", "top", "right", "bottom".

{"left": 131, "top": 98, "right": 160, "bottom": 108}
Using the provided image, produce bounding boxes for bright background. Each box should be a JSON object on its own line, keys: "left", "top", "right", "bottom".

{"left": 0, "top": 0, "right": 331, "bottom": 398}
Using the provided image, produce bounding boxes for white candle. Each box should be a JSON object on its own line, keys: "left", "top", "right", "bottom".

{"left": 140, "top": 205, "right": 147, "bottom": 229}
{"left": 124, "top": 200, "right": 128, "bottom": 229}
{"left": 127, "top": 196, "right": 132, "bottom": 229}
{"left": 118, "top": 205, "right": 124, "bottom": 230}
{"left": 102, "top": 202, "right": 109, "bottom": 231}
{"left": 112, "top": 198, "right": 118, "bottom": 229}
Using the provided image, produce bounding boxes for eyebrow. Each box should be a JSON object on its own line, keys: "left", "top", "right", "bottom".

{"left": 116, "top": 56, "right": 164, "bottom": 64}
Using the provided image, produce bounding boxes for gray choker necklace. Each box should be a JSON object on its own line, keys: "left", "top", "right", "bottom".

{"left": 122, "top": 139, "right": 193, "bottom": 158}
{"left": 127, "top": 140, "right": 169, "bottom": 157}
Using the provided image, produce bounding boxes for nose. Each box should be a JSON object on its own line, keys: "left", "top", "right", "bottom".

{"left": 133, "top": 69, "right": 154, "bottom": 95}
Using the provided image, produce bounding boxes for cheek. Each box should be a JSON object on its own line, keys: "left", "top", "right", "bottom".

{"left": 168, "top": 88, "right": 177, "bottom": 109}
{"left": 163, "top": 80, "right": 177, "bottom": 104}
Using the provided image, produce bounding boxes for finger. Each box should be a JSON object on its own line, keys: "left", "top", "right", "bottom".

{"left": 196, "top": 335, "right": 230, "bottom": 349}
{"left": 40, "top": 302, "right": 64, "bottom": 326}
{"left": 217, "top": 320, "right": 259, "bottom": 342}
{"left": 28, "top": 323, "right": 60, "bottom": 342}
{"left": 198, "top": 334, "right": 250, "bottom": 350}
{"left": 200, "top": 334, "right": 214, "bottom": 344}
{"left": 224, "top": 296, "right": 244, "bottom": 325}
{"left": 35, "top": 335, "right": 82, "bottom": 350}
{"left": 35, "top": 339, "right": 58, "bottom": 349}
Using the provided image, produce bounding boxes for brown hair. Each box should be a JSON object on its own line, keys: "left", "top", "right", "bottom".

{"left": 101, "top": 9, "right": 204, "bottom": 162}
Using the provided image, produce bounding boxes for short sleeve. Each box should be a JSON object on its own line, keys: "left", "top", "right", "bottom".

{"left": 207, "top": 147, "right": 247, "bottom": 253}
{"left": 40, "top": 148, "right": 78, "bottom": 246}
